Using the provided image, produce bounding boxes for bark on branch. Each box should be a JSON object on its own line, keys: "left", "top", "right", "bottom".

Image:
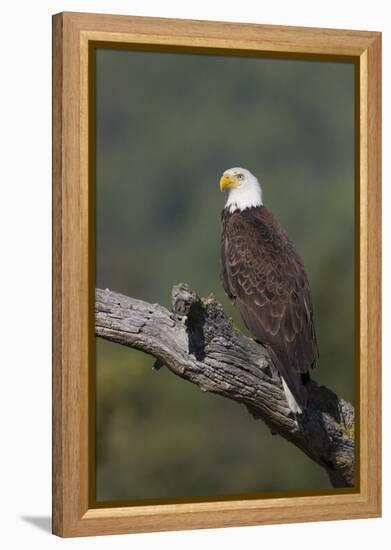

{"left": 95, "top": 284, "right": 355, "bottom": 488}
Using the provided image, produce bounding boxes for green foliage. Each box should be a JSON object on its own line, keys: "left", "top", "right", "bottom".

{"left": 95, "top": 48, "right": 355, "bottom": 501}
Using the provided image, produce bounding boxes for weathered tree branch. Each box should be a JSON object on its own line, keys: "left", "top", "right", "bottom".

{"left": 95, "top": 284, "right": 355, "bottom": 488}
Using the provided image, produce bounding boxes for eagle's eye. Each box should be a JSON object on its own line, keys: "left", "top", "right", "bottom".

{"left": 237, "top": 173, "right": 244, "bottom": 180}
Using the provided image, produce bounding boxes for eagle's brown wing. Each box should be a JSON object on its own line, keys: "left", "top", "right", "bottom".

{"left": 221, "top": 207, "right": 318, "bottom": 410}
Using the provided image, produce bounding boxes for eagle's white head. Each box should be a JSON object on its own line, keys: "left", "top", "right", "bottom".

{"left": 219, "top": 167, "right": 263, "bottom": 213}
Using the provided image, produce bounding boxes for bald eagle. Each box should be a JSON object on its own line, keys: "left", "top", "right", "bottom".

{"left": 220, "top": 167, "right": 319, "bottom": 414}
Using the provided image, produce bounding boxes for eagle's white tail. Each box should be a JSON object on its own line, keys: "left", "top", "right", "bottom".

{"left": 281, "top": 377, "right": 303, "bottom": 415}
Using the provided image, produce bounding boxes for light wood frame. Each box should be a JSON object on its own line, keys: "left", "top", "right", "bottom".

{"left": 52, "top": 11, "right": 381, "bottom": 538}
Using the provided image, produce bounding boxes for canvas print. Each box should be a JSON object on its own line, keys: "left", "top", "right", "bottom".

{"left": 94, "top": 47, "right": 355, "bottom": 504}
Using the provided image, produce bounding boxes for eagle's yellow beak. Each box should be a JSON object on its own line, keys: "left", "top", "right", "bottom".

{"left": 219, "top": 174, "right": 238, "bottom": 192}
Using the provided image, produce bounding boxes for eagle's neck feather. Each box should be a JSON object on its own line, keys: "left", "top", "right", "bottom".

{"left": 225, "top": 184, "right": 263, "bottom": 213}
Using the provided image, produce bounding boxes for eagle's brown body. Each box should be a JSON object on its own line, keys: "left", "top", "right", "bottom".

{"left": 221, "top": 205, "right": 319, "bottom": 411}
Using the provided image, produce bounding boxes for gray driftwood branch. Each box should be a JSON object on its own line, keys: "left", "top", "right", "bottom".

{"left": 95, "top": 284, "right": 355, "bottom": 488}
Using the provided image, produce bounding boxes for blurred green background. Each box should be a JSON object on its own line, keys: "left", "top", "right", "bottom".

{"left": 95, "top": 48, "right": 355, "bottom": 502}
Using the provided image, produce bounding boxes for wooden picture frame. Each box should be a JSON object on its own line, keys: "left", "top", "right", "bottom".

{"left": 52, "top": 11, "right": 381, "bottom": 537}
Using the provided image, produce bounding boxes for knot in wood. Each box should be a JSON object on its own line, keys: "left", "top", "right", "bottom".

{"left": 172, "top": 283, "right": 201, "bottom": 319}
